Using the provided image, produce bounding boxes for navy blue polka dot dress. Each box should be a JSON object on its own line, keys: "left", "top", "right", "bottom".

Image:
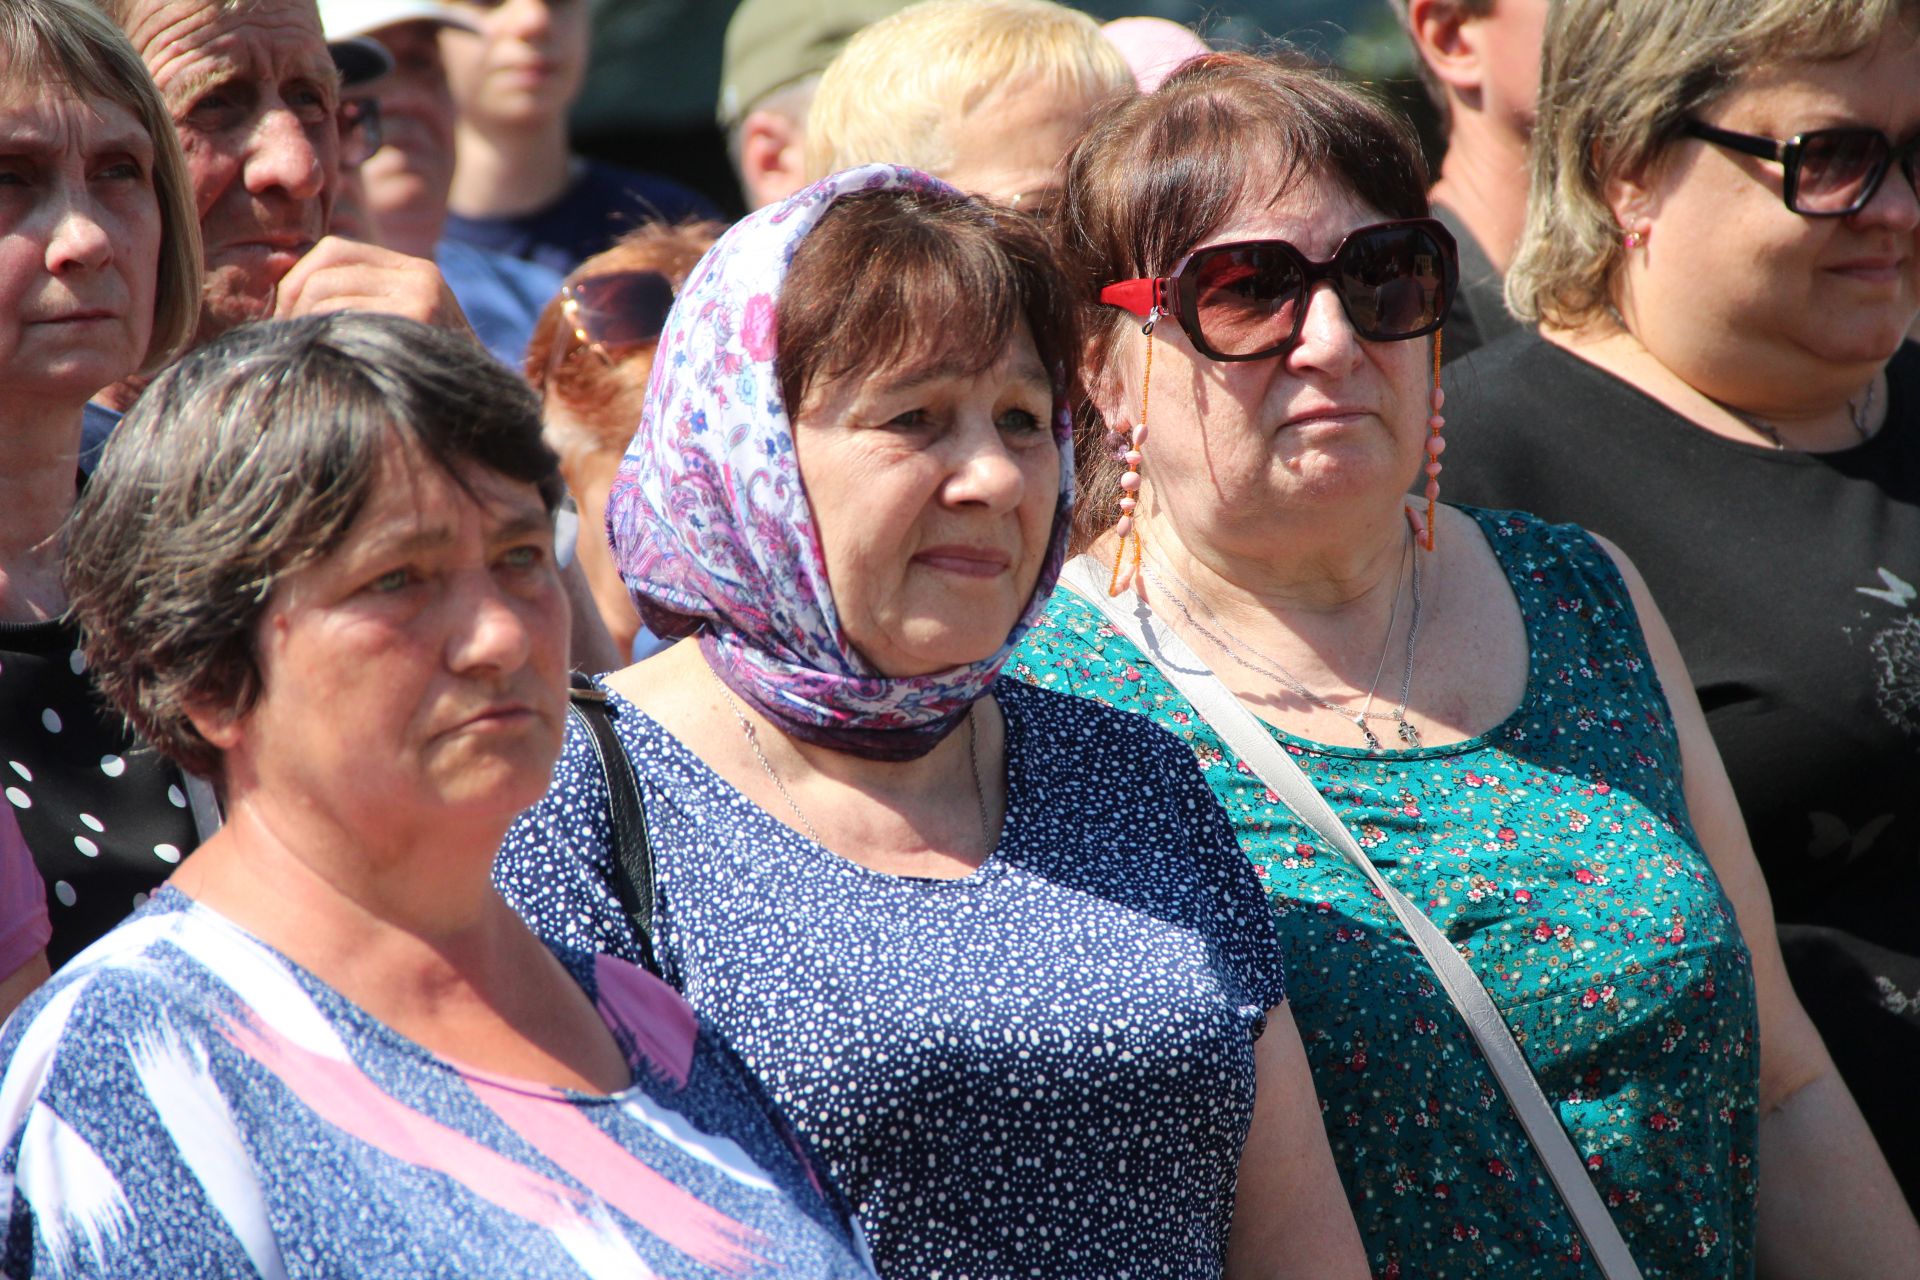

{"left": 497, "top": 678, "right": 1288, "bottom": 1278}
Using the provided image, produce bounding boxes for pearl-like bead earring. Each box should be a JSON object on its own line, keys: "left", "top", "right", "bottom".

{"left": 1109, "top": 310, "right": 1157, "bottom": 594}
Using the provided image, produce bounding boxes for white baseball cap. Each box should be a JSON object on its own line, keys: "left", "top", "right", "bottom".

{"left": 320, "top": 0, "right": 479, "bottom": 42}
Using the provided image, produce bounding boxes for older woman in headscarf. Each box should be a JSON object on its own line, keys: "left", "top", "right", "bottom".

{"left": 496, "top": 165, "right": 1367, "bottom": 1278}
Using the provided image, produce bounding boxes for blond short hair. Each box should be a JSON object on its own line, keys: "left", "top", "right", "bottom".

{"left": 3, "top": 0, "right": 202, "bottom": 371}
{"left": 1507, "top": 0, "right": 1919, "bottom": 328}
{"left": 804, "top": 0, "right": 1132, "bottom": 180}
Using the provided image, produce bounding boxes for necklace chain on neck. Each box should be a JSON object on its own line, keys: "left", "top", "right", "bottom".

{"left": 708, "top": 666, "right": 994, "bottom": 855}
{"left": 1604, "top": 305, "right": 1877, "bottom": 451}
{"left": 1723, "top": 377, "right": 1875, "bottom": 451}
{"left": 1141, "top": 524, "right": 1425, "bottom": 753}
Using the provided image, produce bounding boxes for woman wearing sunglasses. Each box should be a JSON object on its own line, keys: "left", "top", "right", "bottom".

{"left": 526, "top": 221, "right": 724, "bottom": 659}
{"left": 1443, "top": 0, "right": 1920, "bottom": 1223}
{"left": 1008, "top": 52, "right": 1918, "bottom": 1277}
{"left": 496, "top": 165, "right": 1368, "bottom": 1278}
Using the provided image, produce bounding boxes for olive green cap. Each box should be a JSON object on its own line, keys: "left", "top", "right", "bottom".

{"left": 717, "top": 0, "right": 912, "bottom": 128}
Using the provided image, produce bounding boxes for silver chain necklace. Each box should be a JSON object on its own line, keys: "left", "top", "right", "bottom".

{"left": 1141, "top": 529, "right": 1425, "bottom": 753}
{"left": 1604, "top": 305, "right": 1877, "bottom": 451}
{"left": 1722, "top": 380, "right": 1875, "bottom": 451}
{"left": 708, "top": 665, "right": 994, "bottom": 854}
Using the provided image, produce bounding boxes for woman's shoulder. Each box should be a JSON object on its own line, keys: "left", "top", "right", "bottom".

{"left": 1007, "top": 581, "right": 1158, "bottom": 707}
{"left": 1458, "top": 504, "right": 1640, "bottom": 620}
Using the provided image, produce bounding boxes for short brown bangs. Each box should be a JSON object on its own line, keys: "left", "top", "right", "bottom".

{"left": 776, "top": 188, "right": 1080, "bottom": 419}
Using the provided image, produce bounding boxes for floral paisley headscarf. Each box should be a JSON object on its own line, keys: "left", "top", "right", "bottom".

{"left": 606, "top": 165, "right": 1075, "bottom": 761}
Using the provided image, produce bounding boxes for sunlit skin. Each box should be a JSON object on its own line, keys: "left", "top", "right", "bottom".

{"left": 1611, "top": 26, "right": 1920, "bottom": 419}
{"left": 171, "top": 441, "right": 637, "bottom": 1095}
{"left": 438, "top": 0, "right": 586, "bottom": 219}
{"left": 438, "top": 0, "right": 586, "bottom": 133}
{"left": 1106, "top": 183, "right": 1433, "bottom": 575}
{"left": 198, "top": 448, "right": 569, "bottom": 852}
{"left": 792, "top": 321, "right": 1060, "bottom": 678}
{"left": 0, "top": 83, "right": 159, "bottom": 409}
{"left": 937, "top": 78, "right": 1104, "bottom": 209}
{"left": 125, "top": 0, "right": 339, "bottom": 336}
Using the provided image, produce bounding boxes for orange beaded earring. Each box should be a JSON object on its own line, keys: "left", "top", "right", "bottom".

{"left": 1407, "top": 328, "right": 1445, "bottom": 552}
{"left": 1108, "top": 310, "right": 1156, "bottom": 594}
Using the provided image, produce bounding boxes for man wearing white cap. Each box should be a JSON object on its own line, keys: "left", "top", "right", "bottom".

{"left": 322, "top": 0, "right": 562, "bottom": 368}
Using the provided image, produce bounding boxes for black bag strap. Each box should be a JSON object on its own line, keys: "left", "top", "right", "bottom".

{"left": 566, "top": 673, "right": 660, "bottom": 976}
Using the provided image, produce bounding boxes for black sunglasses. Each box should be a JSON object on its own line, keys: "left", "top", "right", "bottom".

{"left": 1098, "top": 218, "right": 1458, "bottom": 361}
{"left": 1683, "top": 120, "right": 1920, "bottom": 217}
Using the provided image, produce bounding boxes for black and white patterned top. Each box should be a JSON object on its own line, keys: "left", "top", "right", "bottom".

{"left": 1, "top": 619, "right": 198, "bottom": 966}
{"left": 497, "top": 677, "right": 1288, "bottom": 1279}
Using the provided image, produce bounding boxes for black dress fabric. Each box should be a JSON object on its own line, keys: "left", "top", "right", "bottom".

{"left": 0, "top": 619, "right": 198, "bottom": 966}
{"left": 1434, "top": 202, "right": 1523, "bottom": 363}
{"left": 1443, "top": 331, "right": 1920, "bottom": 1207}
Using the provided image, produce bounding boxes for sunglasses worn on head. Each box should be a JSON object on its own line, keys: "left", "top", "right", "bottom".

{"left": 1098, "top": 218, "right": 1458, "bottom": 361}
{"left": 1684, "top": 120, "right": 1920, "bottom": 217}
{"left": 560, "top": 270, "right": 677, "bottom": 359}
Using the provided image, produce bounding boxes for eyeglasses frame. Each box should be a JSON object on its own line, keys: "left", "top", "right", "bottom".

{"left": 1682, "top": 119, "right": 1920, "bottom": 217}
{"left": 1098, "top": 217, "right": 1459, "bottom": 362}
{"left": 338, "top": 96, "right": 383, "bottom": 169}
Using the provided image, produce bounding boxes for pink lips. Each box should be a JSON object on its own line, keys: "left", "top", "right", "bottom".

{"left": 1282, "top": 404, "right": 1369, "bottom": 429}
{"left": 31, "top": 308, "right": 116, "bottom": 325}
{"left": 914, "top": 545, "right": 1012, "bottom": 578}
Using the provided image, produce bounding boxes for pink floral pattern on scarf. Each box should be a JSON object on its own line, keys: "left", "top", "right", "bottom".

{"left": 606, "top": 165, "right": 1076, "bottom": 760}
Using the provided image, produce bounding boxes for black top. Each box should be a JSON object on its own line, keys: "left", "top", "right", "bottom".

{"left": 0, "top": 619, "right": 198, "bottom": 966}
{"left": 1444, "top": 331, "right": 1920, "bottom": 1206}
{"left": 1434, "top": 202, "right": 1523, "bottom": 363}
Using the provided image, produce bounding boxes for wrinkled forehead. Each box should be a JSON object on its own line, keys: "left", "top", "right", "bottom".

{"left": 127, "top": 0, "right": 334, "bottom": 99}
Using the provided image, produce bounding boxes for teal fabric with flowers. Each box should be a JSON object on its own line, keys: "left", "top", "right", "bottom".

{"left": 1008, "top": 507, "right": 1759, "bottom": 1279}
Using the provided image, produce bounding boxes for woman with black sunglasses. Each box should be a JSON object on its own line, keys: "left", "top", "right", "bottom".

{"left": 1008, "top": 51, "right": 1918, "bottom": 1278}
{"left": 1443, "top": 0, "right": 1920, "bottom": 1228}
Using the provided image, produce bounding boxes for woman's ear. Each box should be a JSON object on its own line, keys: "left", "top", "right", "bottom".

{"left": 1603, "top": 151, "right": 1665, "bottom": 237}
{"left": 1083, "top": 328, "right": 1130, "bottom": 430}
{"left": 184, "top": 700, "right": 245, "bottom": 755}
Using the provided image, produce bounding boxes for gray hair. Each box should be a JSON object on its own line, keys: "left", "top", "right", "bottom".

{"left": 1507, "top": 0, "right": 1920, "bottom": 327}
{"left": 65, "top": 314, "right": 562, "bottom": 779}
{"left": 1, "top": 0, "right": 202, "bottom": 371}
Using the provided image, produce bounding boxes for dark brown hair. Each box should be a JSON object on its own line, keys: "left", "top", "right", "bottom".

{"left": 776, "top": 187, "right": 1082, "bottom": 418}
{"left": 1060, "top": 52, "right": 1431, "bottom": 546}
{"left": 66, "top": 313, "right": 562, "bottom": 779}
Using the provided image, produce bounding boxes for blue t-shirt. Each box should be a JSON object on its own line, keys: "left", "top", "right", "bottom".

{"left": 437, "top": 237, "right": 563, "bottom": 373}
{"left": 79, "top": 401, "right": 120, "bottom": 475}
{"left": 496, "top": 676, "right": 1288, "bottom": 1279}
{"left": 0, "top": 888, "right": 874, "bottom": 1278}
{"left": 442, "top": 158, "right": 720, "bottom": 277}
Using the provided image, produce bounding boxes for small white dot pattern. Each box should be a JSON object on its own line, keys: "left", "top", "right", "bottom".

{"left": 498, "top": 678, "right": 1287, "bottom": 1278}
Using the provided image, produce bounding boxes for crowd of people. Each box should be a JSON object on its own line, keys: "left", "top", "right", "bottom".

{"left": 0, "top": 0, "right": 1914, "bottom": 1275}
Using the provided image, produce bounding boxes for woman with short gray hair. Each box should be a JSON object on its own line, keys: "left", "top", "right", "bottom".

{"left": 0, "top": 312, "right": 876, "bottom": 1278}
{"left": 1444, "top": 0, "right": 1920, "bottom": 1224}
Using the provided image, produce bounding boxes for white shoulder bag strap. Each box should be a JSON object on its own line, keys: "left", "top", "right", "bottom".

{"left": 1060, "top": 555, "right": 1642, "bottom": 1280}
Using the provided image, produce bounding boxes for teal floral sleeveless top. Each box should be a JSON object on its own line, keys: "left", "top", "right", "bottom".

{"left": 1008, "top": 508, "right": 1759, "bottom": 1279}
